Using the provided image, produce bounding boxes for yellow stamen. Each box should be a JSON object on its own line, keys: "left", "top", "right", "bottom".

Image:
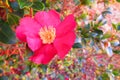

{"left": 39, "top": 26, "right": 56, "bottom": 44}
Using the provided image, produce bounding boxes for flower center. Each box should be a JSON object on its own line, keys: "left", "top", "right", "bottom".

{"left": 39, "top": 26, "right": 56, "bottom": 44}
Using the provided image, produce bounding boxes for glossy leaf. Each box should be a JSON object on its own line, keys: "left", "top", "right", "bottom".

{"left": 106, "top": 47, "right": 113, "bottom": 57}
{"left": 7, "top": 13, "right": 20, "bottom": 26}
{"left": 22, "top": 65, "right": 30, "bottom": 74}
{"left": 57, "top": 74, "right": 64, "bottom": 80}
{"left": 97, "top": 15, "right": 104, "bottom": 23}
{"left": 101, "top": 73, "right": 109, "bottom": 80}
{"left": 40, "top": 65, "right": 48, "bottom": 73}
{"left": 113, "top": 50, "right": 120, "bottom": 54}
{"left": 0, "top": 76, "right": 8, "bottom": 80}
{"left": 90, "top": 39, "right": 94, "bottom": 46}
{"left": 101, "top": 19, "right": 107, "bottom": 25}
{"left": 0, "top": 60, "right": 4, "bottom": 65}
{"left": 112, "top": 23, "right": 120, "bottom": 31}
{"left": 80, "top": 0, "right": 92, "bottom": 5}
{"left": 73, "top": 43, "right": 82, "bottom": 48}
{"left": 112, "top": 23, "right": 117, "bottom": 30}
{"left": 81, "top": 38, "right": 86, "bottom": 45}
{"left": 117, "top": 24, "right": 120, "bottom": 30}
{"left": 102, "top": 33, "right": 111, "bottom": 39}
{"left": 116, "top": 0, "right": 120, "bottom": 2}
{"left": 84, "top": 23, "right": 90, "bottom": 30}
{"left": 0, "top": 69, "right": 3, "bottom": 73}
{"left": 0, "top": 19, "right": 16, "bottom": 44}
{"left": 112, "top": 70, "right": 120, "bottom": 76}
{"left": 80, "top": 13, "right": 87, "bottom": 19}
{"left": 9, "top": 1, "right": 19, "bottom": 11}
{"left": 102, "top": 11, "right": 112, "bottom": 17}
{"left": 74, "top": 0, "right": 80, "bottom": 5}
{"left": 94, "top": 29, "right": 103, "bottom": 35}
{"left": 32, "top": 1, "right": 45, "bottom": 11}
{"left": 111, "top": 40, "right": 119, "bottom": 46}
{"left": 91, "top": 32, "right": 98, "bottom": 37}
{"left": 17, "top": 0, "right": 33, "bottom": 9}
{"left": 75, "top": 37, "right": 81, "bottom": 43}
{"left": 107, "top": 70, "right": 115, "bottom": 80}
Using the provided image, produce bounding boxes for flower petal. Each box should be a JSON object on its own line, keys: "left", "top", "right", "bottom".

{"left": 16, "top": 26, "right": 26, "bottom": 42}
{"left": 16, "top": 17, "right": 41, "bottom": 42}
{"left": 29, "top": 44, "right": 57, "bottom": 64}
{"left": 34, "top": 10, "right": 61, "bottom": 27}
{"left": 56, "top": 14, "right": 76, "bottom": 37}
{"left": 26, "top": 34, "right": 42, "bottom": 51}
{"left": 54, "top": 32, "right": 76, "bottom": 59}
{"left": 19, "top": 17, "right": 41, "bottom": 35}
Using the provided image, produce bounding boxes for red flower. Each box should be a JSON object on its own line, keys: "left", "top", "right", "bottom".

{"left": 16, "top": 10, "right": 76, "bottom": 64}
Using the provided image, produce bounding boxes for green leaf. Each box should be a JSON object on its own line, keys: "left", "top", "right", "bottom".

{"left": 102, "top": 11, "right": 112, "bottom": 17}
{"left": 63, "top": 60, "right": 73, "bottom": 66}
{"left": 90, "top": 39, "right": 95, "bottom": 46}
{"left": 73, "top": 43, "right": 82, "bottom": 48}
{"left": 0, "top": 19, "right": 16, "bottom": 44}
{"left": 91, "top": 29, "right": 103, "bottom": 39}
{"left": 82, "top": 33, "right": 90, "bottom": 38}
{"left": 112, "top": 69, "right": 120, "bottom": 76}
{"left": 108, "top": 64, "right": 114, "bottom": 70}
{"left": 107, "top": 71, "right": 115, "bottom": 80}
{"left": 40, "top": 65, "right": 47, "bottom": 73}
{"left": 84, "top": 23, "right": 90, "bottom": 30}
{"left": 102, "top": 33, "right": 111, "bottom": 39}
{"left": 81, "top": 38, "right": 86, "bottom": 45}
{"left": 22, "top": 66, "right": 30, "bottom": 74}
{"left": 117, "top": 24, "right": 120, "bottom": 30}
{"left": 94, "top": 29, "right": 103, "bottom": 35}
{"left": 0, "top": 76, "right": 8, "bottom": 80}
{"left": 0, "top": 69, "right": 3, "bottom": 74}
{"left": 94, "top": 23, "right": 102, "bottom": 29}
{"left": 112, "top": 23, "right": 120, "bottom": 31}
{"left": 106, "top": 47, "right": 113, "bottom": 57}
{"left": 101, "top": 73, "right": 109, "bottom": 80}
{"left": 0, "top": 60, "right": 4, "bottom": 65}
{"left": 32, "top": 1, "right": 45, "bottom": 11}
{"left": 78, "top": 57, "right": 83, "bottom": 63}
{"left": 113, "top": 50, "right": 120, "bottom": 54}
{"left": 57, "top": 74, "right": 64, "bottom": 80}
{"left": 74, "top": 0, "right": 80, "bottom": 5}
{"left": 80, "top": 13, "right": 87, "bottom": 19}
{"left": 112, "top": 23, "right": 117, "bottom": 30}
{"left": 111, "top": 40, "right": 119, "bottom": 46}
{"left": 17, "top": 0, "right": 33, "bottom": 9}
{"left": 91, "top": 32, "right": 98, "bottom": 37}
{"left": 9, "top": 1, "right": 19, "bottom": 11}
{"left": 7, "top": 13, "right": 20, "bottom": 26}
{"left": 80, "top": 0, "right": 92, "bottom": 5}
{"left": 116, "top": 0, "right": 120, "bottom": 2}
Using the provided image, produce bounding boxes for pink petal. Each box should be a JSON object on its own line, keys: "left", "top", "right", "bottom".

{"left": 56, "top": 14, "right": 76, "bottom": 37}
{"left": 19, "top": 17, "right": 41, "bottom": 35}
{"left": 26, "top": 34, "right": 42, "bottom": 51}
{"left": 16, "top": 17, "right": 41, "bottom": 42}
{"left": 34, "top": 10, "right": 61, "bottom": 27}
{"left": 16, "top": 26, "right": 26, "bottom": 42}
{"left": 29, "top": 44, "right": 57, "bottom": 64}
{"left": 54, "top": 32, "right": 76, "bottom": 59}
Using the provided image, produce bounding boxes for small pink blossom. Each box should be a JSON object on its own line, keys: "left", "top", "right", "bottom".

{"left": 16, "top": 10, "right": 76, "bottom": 64}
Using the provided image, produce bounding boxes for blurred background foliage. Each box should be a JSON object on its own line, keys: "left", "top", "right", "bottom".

{"left": 0, "top": 0, "right": 120, "bottom": 80}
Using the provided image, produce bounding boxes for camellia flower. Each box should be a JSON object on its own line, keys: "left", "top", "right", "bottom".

{"left": 16, "top": 10, "right": 76, "bottom": 64}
